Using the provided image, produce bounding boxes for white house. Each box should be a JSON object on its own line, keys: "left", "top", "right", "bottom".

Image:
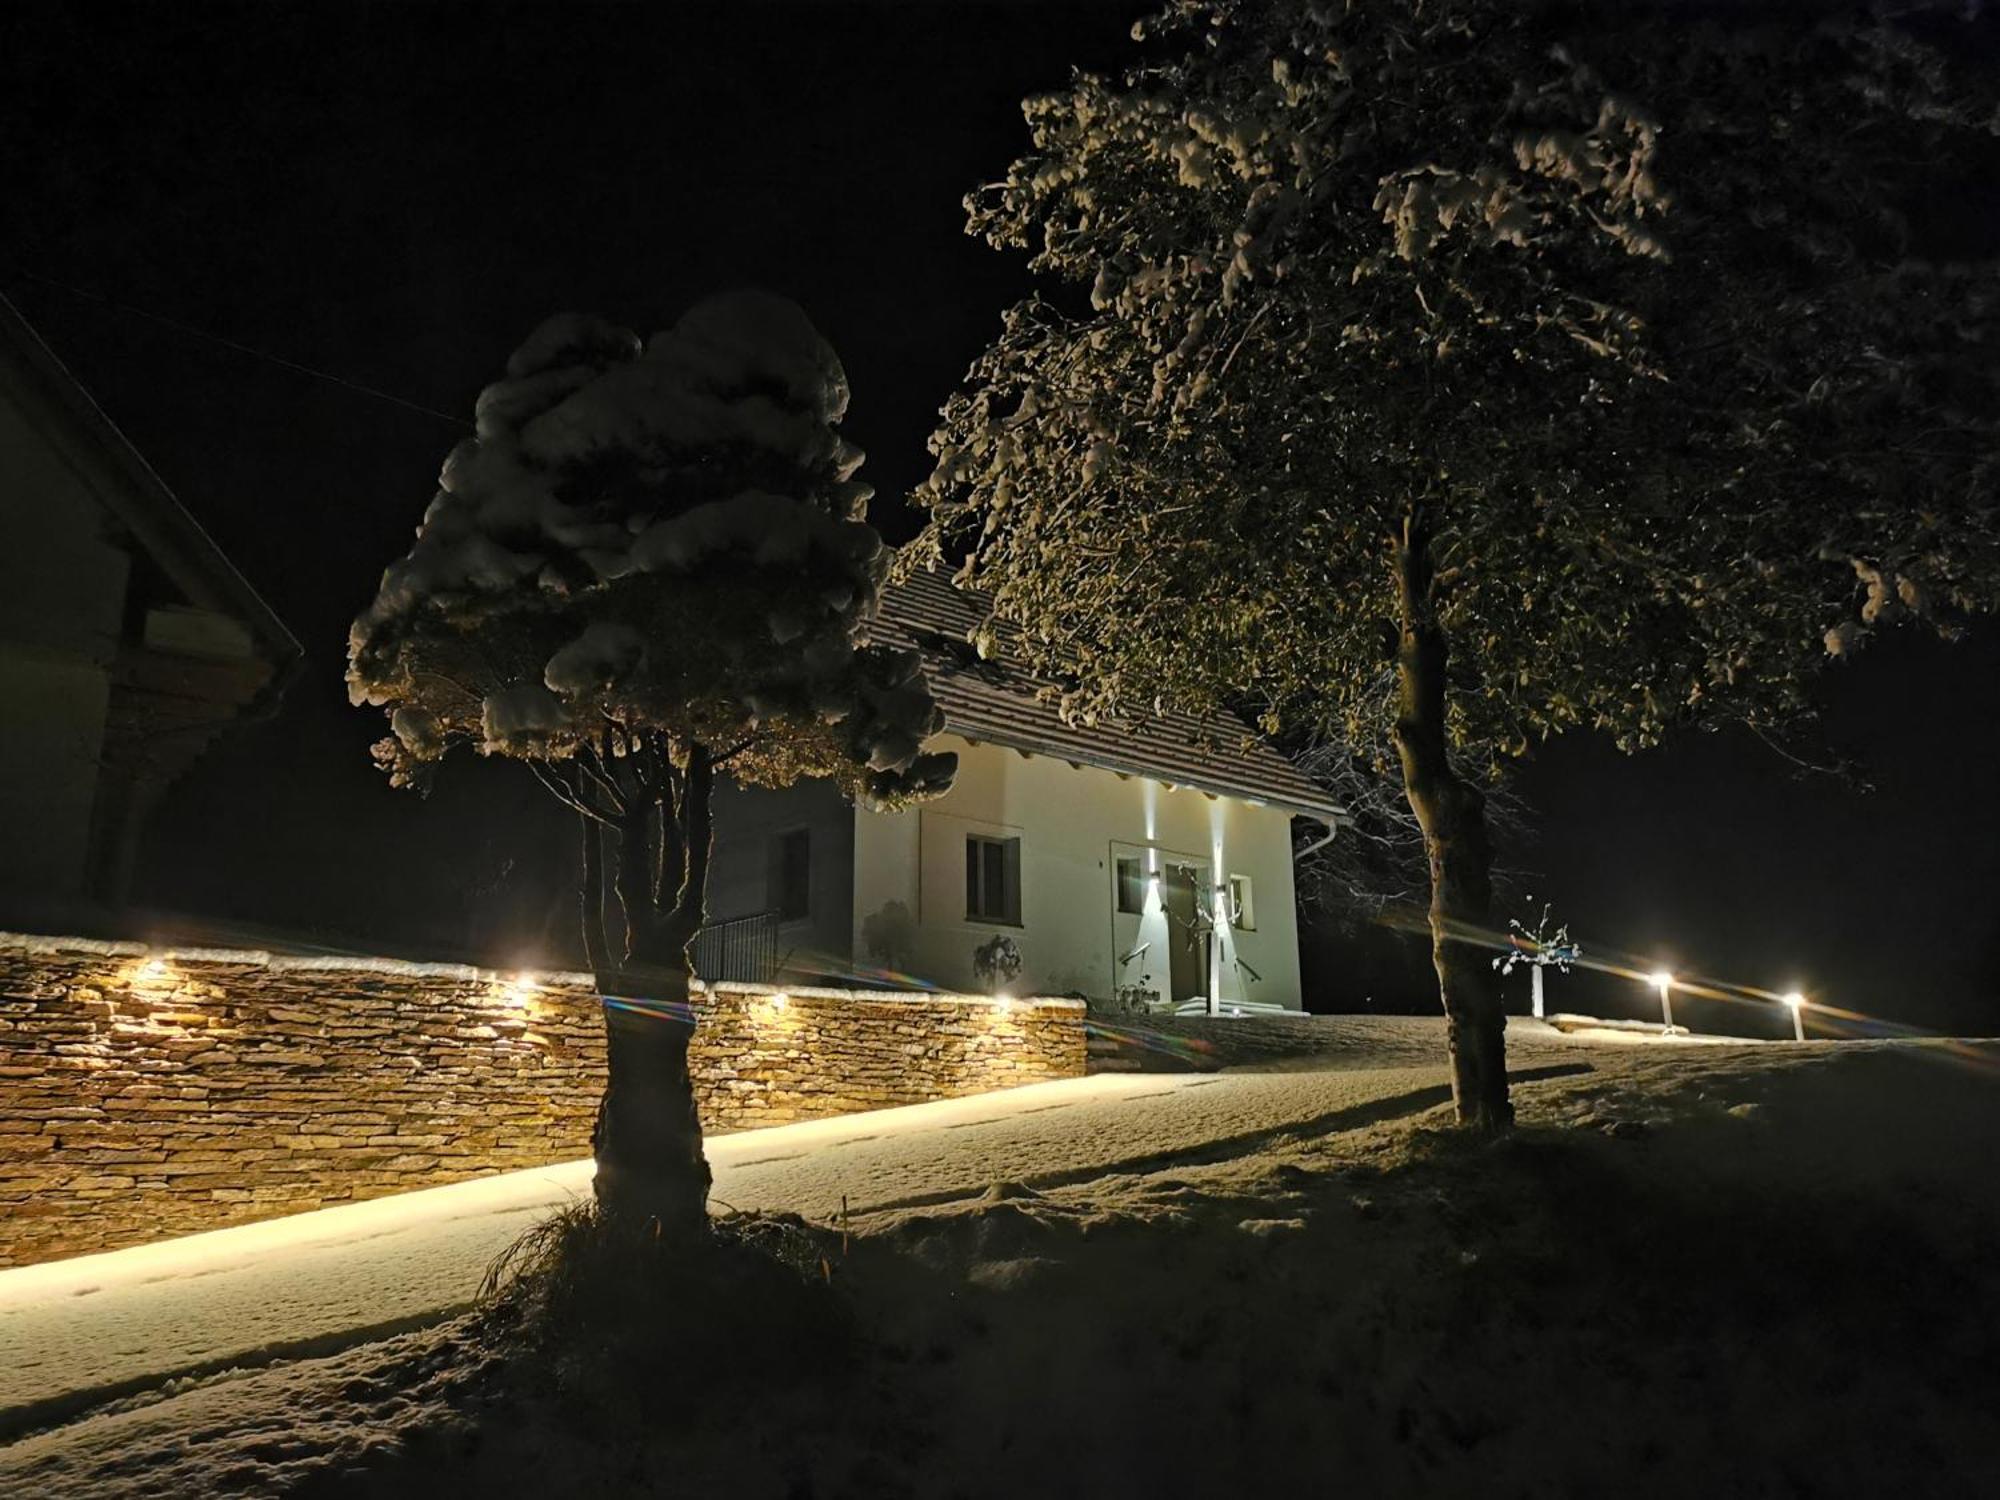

{"left": 703, "top": 569, "right": 1342, "bottom": 1012}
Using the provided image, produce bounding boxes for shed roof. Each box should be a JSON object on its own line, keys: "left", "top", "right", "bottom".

{"left": 871, "top": 569, "right": 1343, "bottom": 822}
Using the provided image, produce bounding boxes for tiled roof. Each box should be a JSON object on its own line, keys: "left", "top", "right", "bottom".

{"left": 870, "top": 569, "right": 1344, "bottom": 822}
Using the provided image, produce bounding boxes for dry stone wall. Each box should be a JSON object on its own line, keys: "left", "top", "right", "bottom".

{"left": 0, "top": 933, "right": 1085, "bottom": 1267}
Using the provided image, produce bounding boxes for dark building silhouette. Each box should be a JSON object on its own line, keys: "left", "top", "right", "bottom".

{"left": 0, "top": 294, "right": 300, "bottom": 925}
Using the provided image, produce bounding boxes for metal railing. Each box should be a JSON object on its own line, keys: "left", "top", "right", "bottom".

{"left": 692, "top": 909, "right": 781, "bottom": 985}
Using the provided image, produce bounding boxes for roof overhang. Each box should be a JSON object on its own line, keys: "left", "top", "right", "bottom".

{"left": 0, "top": 293, "right": 302, "bottom": 670}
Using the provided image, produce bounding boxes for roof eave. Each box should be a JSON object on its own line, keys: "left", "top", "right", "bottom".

{"left": 0, "top": 292, "right": 303, "bottom": 667}
{"left": 938, "top": 728, "right": 1345, "bottom": 823}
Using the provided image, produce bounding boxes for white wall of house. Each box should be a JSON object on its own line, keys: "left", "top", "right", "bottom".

{"left": 851, "top": 734, "right": 1303, "bottom": 1008}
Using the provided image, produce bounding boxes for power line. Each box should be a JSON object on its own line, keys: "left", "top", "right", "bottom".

{"left": 4, "top": 263, "right": 471, "bottom": 428}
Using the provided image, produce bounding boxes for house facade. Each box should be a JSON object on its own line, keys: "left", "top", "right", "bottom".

{"left": 0, "top": 295, "right": 300, "bottom": 924}
{"left": 704, "top": 570, "right": 1342, "bottom": 1011}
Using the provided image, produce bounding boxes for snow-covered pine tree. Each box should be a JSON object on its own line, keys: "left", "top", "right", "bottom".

{"left": 916, "top": 0, "right": 1999, "bottom": 1130}
{"left": 349, "top": 290, "right": 955, "bottom": 1228}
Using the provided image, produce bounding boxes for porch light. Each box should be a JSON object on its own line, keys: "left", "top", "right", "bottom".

{"left": 500, "top": 973, "right": 540, "bottom": 1007}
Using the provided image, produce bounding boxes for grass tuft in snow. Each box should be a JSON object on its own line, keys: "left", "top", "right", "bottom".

{"left": 475, "top": 1205, "right": 855, "bottom": 1430}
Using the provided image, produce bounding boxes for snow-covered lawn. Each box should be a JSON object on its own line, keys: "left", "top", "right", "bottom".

{"left": 3, "top": 1021, "right": 1995, "bottom": 1496}
{"left": 0, "top": 1016, "right": 1588, "bottom": 1430}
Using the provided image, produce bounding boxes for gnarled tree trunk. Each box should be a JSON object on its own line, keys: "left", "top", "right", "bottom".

{"left": 587, "top": 740, "right": 715, "bottom": 1232}
{"left": 1392, "top": 516, "right": 1513, "bottom": 1132}
{"left": 592, "top": 948, "right": 711, "bottom": 1234}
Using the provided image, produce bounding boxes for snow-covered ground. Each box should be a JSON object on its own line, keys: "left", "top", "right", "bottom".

{"left": 1, "top": 1017, "right": 1581, "bottom": 1427}
{"left": 3, "top": 1019, "right": 1996, "bottom": 1497}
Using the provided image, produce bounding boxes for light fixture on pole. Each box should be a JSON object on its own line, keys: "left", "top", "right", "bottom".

{"left": 1649, "top": 970, "right": 1675, "bottom": 1033}
{"left": 1781, "top": 990, "right": 1807, "bottom": 1042}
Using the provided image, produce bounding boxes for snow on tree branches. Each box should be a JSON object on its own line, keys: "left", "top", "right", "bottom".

{"left": 915, "top": 0, "right": 1998, "bottom": 1130}
{"left": 349, "top": 290, "right": 955, "bottom": 814}
{"left": 919, "top": 0, "right": 1998, "bottom": 767}
{"left": 349, "top": 290, "right": 958, "bottom": 1229}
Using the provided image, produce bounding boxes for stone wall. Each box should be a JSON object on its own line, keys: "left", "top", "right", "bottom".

{"left": 0, "top": 933, "right": 1085, "bottom": 1267}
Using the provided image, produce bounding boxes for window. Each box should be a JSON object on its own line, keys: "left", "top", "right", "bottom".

{"left": 770, "top": 829, "right": 811, "bottom": 921}
{"left": 1115, "top": 856, "right": 1146, "bottom": 914}
{"left": 966, "top": 834, "right": 1021, "bottom": 925}
{"left": 1228, "top": 873, "right": 1256, "bottom": 930}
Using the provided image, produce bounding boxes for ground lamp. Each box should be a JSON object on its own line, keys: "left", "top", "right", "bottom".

{"left": 1649, "top": 970, "right": 1675, "bottom": 1032}
{"left": 1781, "top": 990, "right": 1807, "bottom": 1043}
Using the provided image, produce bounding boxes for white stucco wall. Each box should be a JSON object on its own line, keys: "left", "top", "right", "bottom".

{"left": 852, "top": 735, "right": 1303, "bottom": 1008}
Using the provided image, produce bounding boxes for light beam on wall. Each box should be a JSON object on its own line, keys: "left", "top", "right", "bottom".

{"left": 499, "top": 973, "right": 540, "bottom": 1008}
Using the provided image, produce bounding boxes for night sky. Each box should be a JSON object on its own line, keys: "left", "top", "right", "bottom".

{"left": 5, "top": 2, "right": 1995, "bottom": 1036}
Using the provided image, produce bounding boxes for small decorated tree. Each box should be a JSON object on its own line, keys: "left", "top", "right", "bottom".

{"left": 349, "top": 291, "right": 955, "bottom": 1230}
{"left": 1494, "top": 903, "right": 1580, "bottom": 1021}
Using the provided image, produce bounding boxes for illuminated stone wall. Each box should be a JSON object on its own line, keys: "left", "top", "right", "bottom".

{"left": 0, "top": 933, "right": 1085, "bottom": 1267}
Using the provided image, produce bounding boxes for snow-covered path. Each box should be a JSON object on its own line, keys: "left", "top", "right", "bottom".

{"left": 0, "top": 1020, "right": 1593, "bottom": 1437}
{"left": 4, "top": 1030, "right": 1991, "bottom": 1500}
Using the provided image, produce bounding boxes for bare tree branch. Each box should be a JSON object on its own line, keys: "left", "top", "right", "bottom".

{"left": 528, "top": 760, "right": 616, "bottom": 826}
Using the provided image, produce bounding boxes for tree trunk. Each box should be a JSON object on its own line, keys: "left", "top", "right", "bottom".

{"left": 591, "top": 949, "right": 711, "bottom": 1233}
{"left": 613, "top": 801, "right": 664, "bottom": 962}
{"left": 666, "top": 745, "right": 714, "bottom": 950}
{"left": 591, "top": 755, "right": 713, "bottom": 1232}
{"left": 579, "top": 813, "right": 611, "bottom": 974}
{"left": 1392, "top": 518, "right": 1513, "bottom": 1132}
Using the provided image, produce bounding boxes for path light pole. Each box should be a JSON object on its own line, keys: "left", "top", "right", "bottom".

{"left": 1781, "top": 990, "right": 1807, "bottom": 1042}
{"left": 1650, "top": 970, "right": 1675, "bottom": 1033}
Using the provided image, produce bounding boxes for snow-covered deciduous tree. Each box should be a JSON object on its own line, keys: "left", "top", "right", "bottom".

{"left": 1289, "top": 735, "right": 1535, "bottom": 933}
{"left": 916, "top": 0, "right": 1999, "bottom": 1129}
{"left": 350, "top": 291, "right": 955, "bottom": 1228}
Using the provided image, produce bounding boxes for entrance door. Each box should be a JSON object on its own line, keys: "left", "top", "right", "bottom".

{"left": 1161, "top": 862, "right": 1205, "bottom": 1005}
